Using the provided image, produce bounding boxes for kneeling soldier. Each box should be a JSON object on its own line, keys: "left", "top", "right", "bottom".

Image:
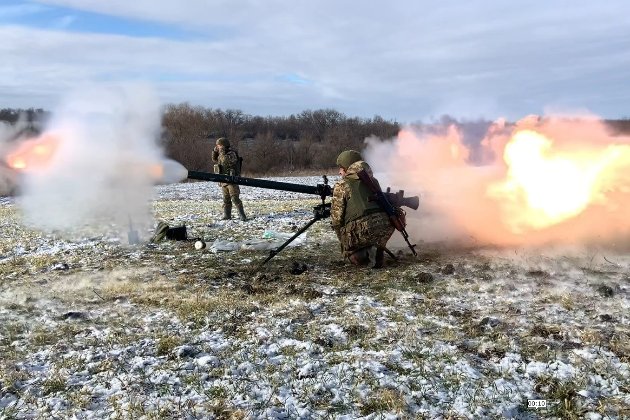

{"left": 330, "top": 150, "right": 394, "bottom": 268}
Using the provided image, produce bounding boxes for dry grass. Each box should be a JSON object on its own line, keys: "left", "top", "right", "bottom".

{"left": 0, "top": 199, "right": 628, "bottom": 418}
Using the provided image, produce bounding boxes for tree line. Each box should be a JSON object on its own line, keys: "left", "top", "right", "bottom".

{"left": 0, "top": 108, "right": 49, "bottom": 124}
{"left": 161, "top": 104, "right": 400, "bottom": 175}
{"left": 0, "top": 106, "right": 399, "bottom": 175}
{"left": 2, "top": 106, "right": 630, "bottom": 175}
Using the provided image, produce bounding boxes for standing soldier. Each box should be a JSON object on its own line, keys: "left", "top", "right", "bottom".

{"left": 212, "top": 137, "right": 248, "bottom": 221}
{"left": 330, "top": 150, "right": 394, "bottom": 268}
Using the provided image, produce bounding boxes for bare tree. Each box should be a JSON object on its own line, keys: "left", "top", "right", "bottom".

{"left": 162, "top": 103, "right": 213, "bottom": 171}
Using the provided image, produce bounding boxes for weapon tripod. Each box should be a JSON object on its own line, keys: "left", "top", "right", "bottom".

{"left": 259, "top": 202, "right": 331, "bottom": 267}
{"left": 258, "top": 201, "right": 398, "bottom": 269}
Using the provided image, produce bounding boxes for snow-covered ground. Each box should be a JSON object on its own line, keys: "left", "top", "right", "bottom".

{"left": 0, "top": 177, "right": 629, "bottom": 419}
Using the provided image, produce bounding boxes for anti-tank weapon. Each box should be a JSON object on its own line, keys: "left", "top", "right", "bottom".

{"left": 188, "top": 171, "right": 333, "bottom": 201}
{"left": 187, "top": 170, "right": 420, "bottom": 264}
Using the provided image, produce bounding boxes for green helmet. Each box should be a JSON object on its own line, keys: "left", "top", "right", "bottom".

{"left": 336, "top": 150, "right": 363, "bottom": 169}
{"left": 216, "top": 137, "right": 230, "bottom": 148}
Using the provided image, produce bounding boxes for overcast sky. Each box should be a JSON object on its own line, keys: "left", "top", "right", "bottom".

{"left": 1, "top": 0, "right": 629, "bottom": 123}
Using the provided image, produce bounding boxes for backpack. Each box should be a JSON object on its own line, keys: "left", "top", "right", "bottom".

{"left": 235, "top": 151, "right": 243, "bottom": 176}
{"left": 150, "top": 222, "right": 169, "bottom": 243}
{"left": 150, "top": 222, "right": 188, "bottom": 242}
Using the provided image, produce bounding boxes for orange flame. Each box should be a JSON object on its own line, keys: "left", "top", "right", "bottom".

{"left": 149, "top": 164, "right": 164, "bottom": 180}
{"left": 375, "top": 116, "right": 630, "bottom": 246}
{"left": 487, "top": 129, "right": 630, "bottom": 232}
{"left": 4, "top": 132, "right": 174, "bottom": 184}
{"left": 5, "top": 135, "right": 60, "bottom": 171}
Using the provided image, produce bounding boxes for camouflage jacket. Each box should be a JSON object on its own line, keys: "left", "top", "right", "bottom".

{"left": 212, "top": 148, "right": 240, "bottom": 183}
{"left": 330, "top": 160, "right": 383, "bottom": 233}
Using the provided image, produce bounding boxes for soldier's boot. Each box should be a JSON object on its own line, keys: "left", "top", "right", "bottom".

{"left": 236, "top": 204, "right": 248, "bottom": 221}
{"left": 376, "top": 247, "right": 385, "bottom": 267}
{"left": 348, "top": 248, "right": 370, "bottom": 266}
{"left": 369, "top": 246, "right": 385, "bottom": 269}
{"left": 222, "top": 204, "right": 232, "bottom": 220}
{"left": 367, "top": 246, "right": 377, "bottom": 268}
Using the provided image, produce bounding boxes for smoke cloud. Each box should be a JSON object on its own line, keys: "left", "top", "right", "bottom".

{"left": 365, "top": 115, "right": 630, "bottom": 249}
{"left": 14, "top": 84, "right": 186, "bottom": 240}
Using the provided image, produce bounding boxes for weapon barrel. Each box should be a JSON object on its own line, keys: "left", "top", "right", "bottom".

{"left": 187, "top": 170, "right": 333, "bottom": 197}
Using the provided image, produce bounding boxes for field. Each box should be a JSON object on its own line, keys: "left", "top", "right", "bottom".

{"left": 0, "top": 177, "right": 629, "bottom": 419}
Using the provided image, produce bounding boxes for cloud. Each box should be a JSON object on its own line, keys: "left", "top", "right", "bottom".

{"left": 52, "top": 14, "right": 77, "bottom": 29}
{"left": 0, "top": 4, "right": 49, "bottom": 20}
{"left": 2, "top": 1, "right": 630, "bottom": 121}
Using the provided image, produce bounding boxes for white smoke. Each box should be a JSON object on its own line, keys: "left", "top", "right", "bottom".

{"left": 17, "top": 84, "right": 186, "bottom": 241}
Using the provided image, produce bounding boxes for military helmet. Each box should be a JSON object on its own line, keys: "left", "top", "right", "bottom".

{"left": 216, "top": 137, "right": 230, "bottom": 147}
{"left": 336, "top": 150, "right": 363, "bottom": 169}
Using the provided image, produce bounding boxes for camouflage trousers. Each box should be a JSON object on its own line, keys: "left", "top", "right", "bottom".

{"left": 220, "top": 183, "right": 242, "bottom": 209}
{"left": 337, "top": 212, "right": 395, "bottom": 258}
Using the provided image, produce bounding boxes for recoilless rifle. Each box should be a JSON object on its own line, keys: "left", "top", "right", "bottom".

{"left": 187, "top": 170, "right": 420, "bottom": 265}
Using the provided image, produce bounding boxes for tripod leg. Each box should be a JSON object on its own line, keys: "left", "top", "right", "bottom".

{"left": 382, "top": 246, "right": 398, "bottom": 261}
{"left": 259, "top": 217, "right": 320, "bottom": 267}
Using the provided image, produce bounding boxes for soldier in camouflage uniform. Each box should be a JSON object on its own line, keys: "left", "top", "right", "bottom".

{"left": 212, "top": 137, "right": 248, "bottom": 221}
{"left": 330, "top": 150, "right": 394, "bottom": 268}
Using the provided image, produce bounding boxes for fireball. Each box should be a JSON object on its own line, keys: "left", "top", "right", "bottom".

{"left": 487, "top": 129, "right": 630, "bottom": 232}
{"left": 3, "top": 133, "right": 185, "bottom": 184}
{"left": 5, "top": 135, "right": 60, "bottom": 171}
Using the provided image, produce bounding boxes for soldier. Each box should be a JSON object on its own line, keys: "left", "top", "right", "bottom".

{"left": 211, "top": 137, "right": 248, "bottom": 221}
{"left": 330, "top": 150, "right": 394, "bottom": 268}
